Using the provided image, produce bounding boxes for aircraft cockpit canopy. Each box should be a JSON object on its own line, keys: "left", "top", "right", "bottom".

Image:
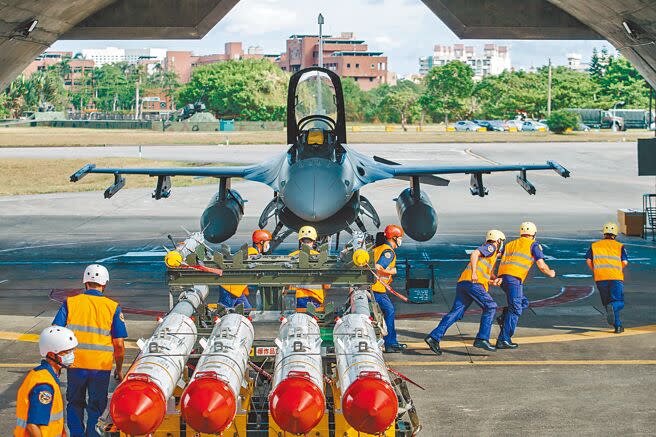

{"left": 287, "top": 67, "right": 347, "bottom": 148}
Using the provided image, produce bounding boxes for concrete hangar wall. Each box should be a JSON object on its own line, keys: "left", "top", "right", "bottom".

{"left": 1, "top": 0, "right": 656, "bottom": 89}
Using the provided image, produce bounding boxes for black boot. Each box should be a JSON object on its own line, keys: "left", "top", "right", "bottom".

{"left": 496, "top": 339, "right": 519, "bottom": 349}
{"left": 473, "top": 338, "right": 496, "bottom": 351}
{"left": 384, "top": 344, "right": 402, "bottom": 353}
{"left": 614, "top": 325, "right": 624, "bottom": 334}
{"left": 424, "top": 336, "right": 442, "bottom": 355}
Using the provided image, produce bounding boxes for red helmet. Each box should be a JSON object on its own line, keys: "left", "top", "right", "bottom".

{"left": 384, "top": 225, "right": 404, "bottom": 239}
{"left": 252, "top": 229, "right": 273, "bottom": 244}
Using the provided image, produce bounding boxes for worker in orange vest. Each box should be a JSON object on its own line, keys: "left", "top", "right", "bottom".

{"left": 372, "top": 224, "right": 407, "bottom": 353}
{"left": 52, "top": 264, "right": 127, "bottom": 437}
{"left": 288, "top": 226, "right": 330, "bottom": 310}
{"left": 14, "top": 326, "right": 77, "bottom": 437}
{"left": 495, "top": 222, "right": 556, "bottom": 349}
{"left": 218, "top": 229, "right": 272, "bottom": 309}
{"left": 585, "top": 222, "right": 629, "bottom": 333}
{"left": 425, "top": 230, "right": 505, "bottom": 355}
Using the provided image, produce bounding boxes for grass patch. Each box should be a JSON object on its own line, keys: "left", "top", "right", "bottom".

{"left": 0, "top": 158, "right": 224, "bottom": 196}
{"left": 0, "top": 126, "right": 653, "bottom": 147}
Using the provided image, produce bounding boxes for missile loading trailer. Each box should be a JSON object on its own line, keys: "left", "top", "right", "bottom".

{"left": 98, "top": 233, "right": 420, "bottom": 437}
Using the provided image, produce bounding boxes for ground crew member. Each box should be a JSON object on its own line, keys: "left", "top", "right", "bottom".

{"left": 425, "top": 230, "right": 505, "bottom": 355}
{"left": 52, "top": 264, "right": 127, "bottom": 437}
{"left": 288, "top": 225, "right": 329, "bottom": 309}
{"left": 495, "top": 222, "right": 555, "bottom": 349}
{"left": 219, "top": 229, "right": 272, "bottom": 309}
{"left": 372, "top": 225, "right": 407, "bottom": 353}
{"left": 586, "top": 222, "right": 629, "bottom": 333}
{"left": 15, "top": 326, "right": 77, "bottom": 437}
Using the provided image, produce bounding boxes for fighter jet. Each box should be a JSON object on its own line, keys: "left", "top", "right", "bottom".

{"left": 70, "top": 67, "right": 570, "bottom": 245}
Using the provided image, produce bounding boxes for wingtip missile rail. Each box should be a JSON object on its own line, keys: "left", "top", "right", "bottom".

{"left": 69, "top": 164, "right": 96, "bottom": 182}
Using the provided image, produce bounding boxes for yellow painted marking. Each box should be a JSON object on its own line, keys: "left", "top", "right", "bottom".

{"left": 391, "top": 360, "right": 656, "bottom": 367}
{"left": 0, "top": 363, "right": 38, "bottom": 368}
{"left": 405, "top": 324, "right": 656, "bottom": 350}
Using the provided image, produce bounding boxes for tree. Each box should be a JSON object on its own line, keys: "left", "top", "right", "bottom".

{"left": 341, "top": 77, "right": 368, "bottom": 122}
{"left": 546, "top": 109, "right": 580, "bottom": 133}
{"left": 177, "top": 59, "right": 288, "bottom": 120}
{"left": 377, "top": 81, "right": 423, "bottom": 130}
{"left": 595, "top": 55, "right": 649, "bottom": 108}
{"left": 589, "top": 48, "right": 602, "bottom": 79}
{"left": 420, "top": 61, "right": 474, "bottom": 123}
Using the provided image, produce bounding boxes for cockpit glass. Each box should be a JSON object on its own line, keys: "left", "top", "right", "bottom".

{"left": 294, "top": 71, "right": 338, "bottom": 129}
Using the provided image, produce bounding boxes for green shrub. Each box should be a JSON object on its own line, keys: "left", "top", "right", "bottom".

{"left": 546, "top": 109, "right": 581, "bottom": 133}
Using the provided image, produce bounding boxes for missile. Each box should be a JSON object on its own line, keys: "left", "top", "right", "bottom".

{"left": 334, "top": 313, "right": 398, "bottom": 434}
{"left": 181, "top": 313, "right": 254, "bottom": 434}
{"left": 164, "top": 232, "right": 206, "bottom": 268}
{"left": 110, "top": 285, "right": 207, "bottom": 435}
{"left": 269, "top": 313, "right": 325, "bottom": 434}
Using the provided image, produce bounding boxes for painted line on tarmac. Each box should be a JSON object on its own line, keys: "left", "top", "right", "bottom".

{"left": 403, "top": 323, "right": 656, "bottom": 350}
{"left": 464, "top": 148, "right": 500, "bottom": 165}
{"left": 390, "top": 360, "right": 656, "bottom": 367}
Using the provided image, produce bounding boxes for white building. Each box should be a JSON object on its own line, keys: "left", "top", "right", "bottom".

{"left": 419, "top": 44, "right": 511, "bottom": 79}
{"left": 81, "top": 47, "right": 166, "bottom": 67}
{"left": 566, "top": 53, "right": 589, "bottom": 72}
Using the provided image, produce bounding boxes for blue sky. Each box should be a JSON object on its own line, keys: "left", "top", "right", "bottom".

{"left": 51, "top": 0, "right": 616, "bottom": 76}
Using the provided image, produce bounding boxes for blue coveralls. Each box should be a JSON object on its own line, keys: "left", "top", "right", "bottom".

{"left": 429, "top": 244, "right": 498, "bottom": 342}
{"left": 219, "top": 288, "right": 253, "bottom": 309}
{"left": 53, "top": 290, "right": 128, "bottom": 437}
{"left": 375, "top": 243, "right": 400, "bottom": 347}
{"left": 586, "top": 246, "right": 628, "bottom": 327}
{"left": 497, "top": 242, "right": 544, "bottom": 343}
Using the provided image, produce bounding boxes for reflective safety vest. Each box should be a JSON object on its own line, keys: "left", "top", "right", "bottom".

{"left": 66, "top": 293, "right": 117, "bottom": 371}
{"left": 372, "top": 243, "right": 396, "bottom": 293}
{"left": 221, "top": 247, "right": 259, "bottom": 297}
{"left": 591, "top": 239, "right": 625, "bottom": 282}
{"left": 15, "top": 365, "right": 65, "bottom": 437}
{"left": 498, "top": 237, "right": 536, "bottom": 283}
{"left": 288, "top": 249, "right": 324, "bottom": 304}
{"left": 458, "top": 247, "right": 499, "bottom": 291}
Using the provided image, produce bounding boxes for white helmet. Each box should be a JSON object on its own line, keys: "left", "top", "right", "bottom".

{"left": 519, "top": 221, "right": 537, "bottom": 236}
{"left": 39, "top": 326, "right": 78, "bottom": 357}
{"left": 83, "top": 264, "right": 109, "bottom": 285}
{"left": 486, "top": 229, "right": 506, "bottom": 242}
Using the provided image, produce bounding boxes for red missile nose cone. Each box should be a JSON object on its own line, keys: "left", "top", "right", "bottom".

{"left": 181, "top": 377, "right": 236, "bottom": 434}
{"left": 110, "top": 379, "right": 166, "bottom": 435}
{"left": 269, "top": 377, "right": 325, "bottom": 434}
{"left": 342, "top": 376, "right": 398, "bottom": 434}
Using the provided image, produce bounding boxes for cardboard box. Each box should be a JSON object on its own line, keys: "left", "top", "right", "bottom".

{"left": 617, "top": 209, "right": 646, "bottom": 236}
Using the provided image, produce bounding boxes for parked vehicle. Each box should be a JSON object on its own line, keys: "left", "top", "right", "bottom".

{"left": 576, "top": 123, "right": 591, "bottom": 132}
{"left": 612, "top": 109, "right": 653, "bottom": 129}
{"left": 453, "top": 120, "right": 482, "bottom": 131}
{"left": 474, "top": 120, "right": 506, "bottom": 131}
{"left": 506, "top": 120, "right": 524, "bottom": 131}
{"left": 522, "top": 120, "right": 548, "bottom": 131}
{"left": 568, "top": 108, "right": 625, "bottom": 131}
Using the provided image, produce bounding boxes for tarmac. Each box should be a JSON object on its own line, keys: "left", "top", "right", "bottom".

{"left": 1, "top": 141, "right": 655, "bottom": 435}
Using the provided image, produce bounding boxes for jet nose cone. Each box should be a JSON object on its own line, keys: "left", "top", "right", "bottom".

{"left": 282, "top": 159, "right": 351, "bottom": 221}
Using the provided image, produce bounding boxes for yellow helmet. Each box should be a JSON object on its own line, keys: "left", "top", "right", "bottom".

{"left": 298, "top": 225, "right": 318, "bottom": 241}
{"left": 519, "top": 221, "right": 537, "bottom": 236}
{"left": 486, "top": 229, "right": 506, "bottom": 242}
{"left": 602, "top": 222, "right": 619, "bottom": 236}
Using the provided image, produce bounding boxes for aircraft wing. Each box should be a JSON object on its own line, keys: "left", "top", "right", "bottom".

{"left": 69, "top": 154, "right": 286, "bottom": 199}
{"left": 376, "top": 160, "right": 570, "bottom": 197}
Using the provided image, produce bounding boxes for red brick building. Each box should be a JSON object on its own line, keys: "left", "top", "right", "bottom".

{"left": 164, "top": 42, "right": 277, "bottom": 83}
{"left": 277, "top": 32, "right": 389, "bottom": 91}
{"left": 23, "top": 51, "right": 94, "bottom": 89}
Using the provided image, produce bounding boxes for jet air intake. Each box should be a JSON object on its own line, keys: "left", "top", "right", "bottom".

{"left": 201, "top": 189, "right": 244, "bottom": 243}
{"left": 395, "top": 188, "right": 437, "bottom": 241}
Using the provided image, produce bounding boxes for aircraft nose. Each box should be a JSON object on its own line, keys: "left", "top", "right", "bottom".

{"left": 282, "top": 159, "right": 351, "bottom": 221}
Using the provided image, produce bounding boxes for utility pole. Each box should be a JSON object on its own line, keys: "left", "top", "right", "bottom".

{"left": 547, "top": 58, "right": 552, "bottom": 117}
{"left": 135, "top": 75, "right": 140, "bottom": 120}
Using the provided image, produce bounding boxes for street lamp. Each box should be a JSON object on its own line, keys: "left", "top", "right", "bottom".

{"left": 318, "top": 13, "right": 324, "bottom": 68}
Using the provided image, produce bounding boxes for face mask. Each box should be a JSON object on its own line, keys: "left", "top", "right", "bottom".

{"left": 396, "top": 238, "right": 402, "bottom": 247}
{"left": 263, "top": 241, "right": 270, "bottom": 253}
{"left": 60, "top": 351, "right": 75, "bottom": 367}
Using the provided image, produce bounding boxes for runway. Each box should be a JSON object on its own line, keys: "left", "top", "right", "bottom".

{"left": 1, "top": 141, "right": 655, "bottom": 435}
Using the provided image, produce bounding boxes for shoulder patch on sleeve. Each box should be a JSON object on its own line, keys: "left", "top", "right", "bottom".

{"left": 487, "top": 244, "right": 494, "bottom": 252}
{"left": 384, "top": 252, "right": 392, "bottom": 258}
{"left": 119, "top": 312, "right": 125, "bottom": 322}
{"left": 38, "top": 390, "right": 53, "bottom": 405}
